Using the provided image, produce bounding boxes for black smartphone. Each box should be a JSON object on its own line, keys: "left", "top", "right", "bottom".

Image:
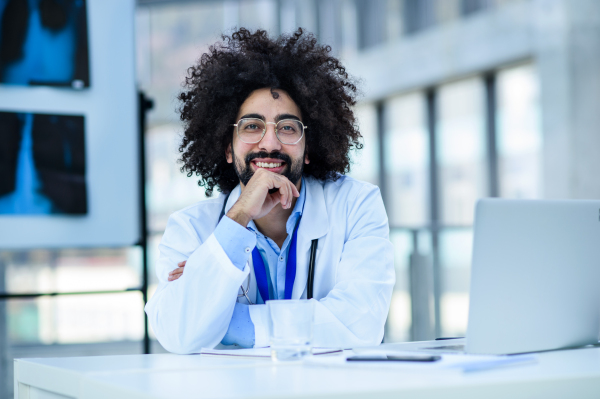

{"left": 346, "top": 354, "right": 441, "bottom": 362}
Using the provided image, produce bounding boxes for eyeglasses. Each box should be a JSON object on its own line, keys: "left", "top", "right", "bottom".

{"left": 232, "top": 118, "right": 307, "bottom": 145}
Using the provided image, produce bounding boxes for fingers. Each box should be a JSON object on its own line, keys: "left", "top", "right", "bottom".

{"left": 278, "top": 177, "right": 292, "bottom": 209}
{"left": 168, "top": 265, "right": 185, "bottom": 281}
{"left": 168, "top": 271, "right": 182, "bottom": 280}
{"left": 234, "top": 169, "right": 300, "bottom": 220}
{"left": 269, "top": 174, "right": 294, "bottom": 209}
{"left": 291, "top": 182, "right": 300, "bottom": 198}
{"left": 270, "top": 190, "right": 283, "bottom": 207}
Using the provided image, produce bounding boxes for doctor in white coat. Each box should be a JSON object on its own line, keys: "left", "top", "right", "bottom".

{"left": 144, "top": 28, "right": 395, "bottom": 354}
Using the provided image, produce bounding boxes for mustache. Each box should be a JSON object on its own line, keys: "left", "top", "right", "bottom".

{"left": 245, "top": 151, "right": 292, "bottom": 165}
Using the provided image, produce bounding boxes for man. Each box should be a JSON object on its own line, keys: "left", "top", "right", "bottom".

{"left": 145, "top": 28, "right": 395, "bottom": 354}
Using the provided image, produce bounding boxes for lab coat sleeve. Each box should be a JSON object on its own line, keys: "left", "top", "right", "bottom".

{"left": 250, "top": 184, "right": 395, "bottom": 348}
{"left": 144, "top": 212, "right": 252, "bottom": 354}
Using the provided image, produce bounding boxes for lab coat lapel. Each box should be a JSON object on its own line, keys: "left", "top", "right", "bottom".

{"left": 292, "top": 177, "right": 329, "bottom": 299}
{"left": 223, "top": 185, "right": 241, "bottom": 214}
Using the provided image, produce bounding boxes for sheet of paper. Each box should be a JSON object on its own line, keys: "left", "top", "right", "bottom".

{"left": 200, "top": 347, "right": 343, "bottom": 358}
{"left": 201, "top": 346, "right": 536, "bottom": 373}
{"left": 304, "top": 349, "right": 537, "bottom": 373}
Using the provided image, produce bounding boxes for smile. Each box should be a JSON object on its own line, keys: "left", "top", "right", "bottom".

{"left": 255, "top": 162, "right": 283, "bottom": 168}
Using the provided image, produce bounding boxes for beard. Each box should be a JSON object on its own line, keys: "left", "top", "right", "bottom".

{"left": 232, "top": 148, "right": 304, "bottom": 189}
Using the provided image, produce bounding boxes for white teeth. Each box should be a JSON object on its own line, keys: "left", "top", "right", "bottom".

{"left": 256, "top": 162, "right": 282, "bottom": 168}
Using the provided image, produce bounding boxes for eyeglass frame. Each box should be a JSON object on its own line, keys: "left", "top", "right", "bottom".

{"left": 231, "top": 118, "right": 308, "bottom": 145}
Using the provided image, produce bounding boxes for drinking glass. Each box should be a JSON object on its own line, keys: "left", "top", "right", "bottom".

{"left": 267, "top": 299, "right": 315, "bottom": 361}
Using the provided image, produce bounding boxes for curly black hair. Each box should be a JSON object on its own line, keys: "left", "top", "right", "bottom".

{"left": 178, "top": 28, "right": 362, "bottom": 196}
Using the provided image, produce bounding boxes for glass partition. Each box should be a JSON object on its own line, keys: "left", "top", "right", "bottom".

{"left": 437, "top": 78, "right": 487, "bottom": 226}
{"left": 349, "top": 104, "right": 380, "bottom": 187}
{"left": 386, "top": 230, "right": 413, "bottom": 342}
{"left": 497, "top": 63, "right": 542, "bottom": 199}
{"left": 2, "top": 249, "right": 142, "bottom": 295}
{"left": 438, "top": 229, "right": 473, "bottom": 337}
{"left": 384, "top": 92, "right": 429, "bottom": 227}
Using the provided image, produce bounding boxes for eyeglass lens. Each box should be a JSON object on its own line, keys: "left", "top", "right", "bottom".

{"left": 237, "top": 118, "right": 303, "bottom": 144}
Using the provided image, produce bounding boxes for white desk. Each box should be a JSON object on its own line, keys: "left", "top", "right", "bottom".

{"left": 14, "top": 340, "right": 600, "bottom": 399}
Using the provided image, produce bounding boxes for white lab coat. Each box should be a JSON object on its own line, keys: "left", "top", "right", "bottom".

{"left": 145, "top": 175, "right": 395, "bottom": 354}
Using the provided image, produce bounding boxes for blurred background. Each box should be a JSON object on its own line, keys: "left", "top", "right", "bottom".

{"left": 2, "top": 0, "right": 600, "bottom": 396}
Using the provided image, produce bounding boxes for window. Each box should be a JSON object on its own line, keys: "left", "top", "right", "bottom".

{"left": 438, "top": 229, "right": 472, "bottom": 337}
{"left": 437, "top": 78, "right": 488, "bottom": 226}
{"left": 384, "top": 92, "right": 429, "bottom": 227}
{"left": 385, "top": 230, "right": 414, "bottom": 342}
{"left": 403, "top": 0, "right": 437, "bottom": 35}
{"left": 460, "top": 0, "right": 493, "bottom": 16}
{"left": 377, "top": 65, "right": 542, "bottom": 340}
{"left": 349, "top": 104, "right": 380, "bottom": 186}
{"left": 496, "top": 64, "right": 542, "bottom": 199}
{"left": 355, "top": 0, "right": 386, "bottom": 49}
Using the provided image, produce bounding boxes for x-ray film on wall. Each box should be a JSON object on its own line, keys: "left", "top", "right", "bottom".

{"left": 0, "top": 111, "right": 87, "bottom": 215}
{"left": 0, "top": 0, "right": 90, "bottom": 88}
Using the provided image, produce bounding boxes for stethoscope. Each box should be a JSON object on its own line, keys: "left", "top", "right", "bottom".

{"left": 218, "top": 192, "right": 318, "bottom": 304}
{"left": 238, "top": 275, "right": 254, "bottom": 304}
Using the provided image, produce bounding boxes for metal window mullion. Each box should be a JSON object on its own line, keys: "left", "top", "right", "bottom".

{"left": 138, "top": 92, "right": 154, "bottom": 355}
{"left": 426, "top": 88, "right": 442, "bottom": 339}
{"left": 375, "top": 100, "right": 390, "bottom": 341}
{"left": 0, "top": 288, "right": 144, "bottom": 300}
{"left": 376, "top": 101, "right": 387, "bottom": 207}
{"left": 314, "top": 0, "right": 321, "bottom": 41}
{"left": 485, "top": 73, "right": 499, "bottom": 197}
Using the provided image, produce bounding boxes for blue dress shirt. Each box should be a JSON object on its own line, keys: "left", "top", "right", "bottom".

{"left": 215, "top": 179, "right": 306, "bottom": 347}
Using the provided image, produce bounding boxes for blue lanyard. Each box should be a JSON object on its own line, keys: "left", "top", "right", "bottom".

{"left": 251, "top": 216, "right": 302, "bottom": 302}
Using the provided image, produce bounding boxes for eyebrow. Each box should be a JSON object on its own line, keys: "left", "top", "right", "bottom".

{"left": 238, "top": 113, "right": 302, "bottom": 122}
{"left": 239, "top": 113, "right": 265, "bottom": 120}
{"left": 275, "top": 114, "right": 301, "bottom": 122}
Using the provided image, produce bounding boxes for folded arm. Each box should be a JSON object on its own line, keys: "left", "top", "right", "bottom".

{"left": 145, "top": 214, "right": 256, "bottom": 354}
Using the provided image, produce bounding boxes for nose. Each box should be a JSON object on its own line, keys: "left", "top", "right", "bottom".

{"left": 258, "top": 122, "right": 282, "bottom": 152}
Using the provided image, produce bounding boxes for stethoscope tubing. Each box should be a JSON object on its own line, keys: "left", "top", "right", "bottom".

{"left": 238, "top": 274, "right": 254, "bottom": 305}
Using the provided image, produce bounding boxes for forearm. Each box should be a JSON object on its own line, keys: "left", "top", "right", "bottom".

{"left": 213, "top": 215, "right": 256, "bottom": 270}
{"left": 145, "top": 234, "right": 249, "bottom": 353}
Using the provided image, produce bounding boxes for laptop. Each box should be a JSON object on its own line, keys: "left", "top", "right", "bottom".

{"left": 392, "top": 199, "right": 600, "bottom": 355}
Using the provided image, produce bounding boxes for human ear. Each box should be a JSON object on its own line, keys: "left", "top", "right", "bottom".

{"left": 304, "top": 146, "right": 310, "bottom": 164}
{"left": 226, "top": 143, "right": 232, "bottom": 163}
